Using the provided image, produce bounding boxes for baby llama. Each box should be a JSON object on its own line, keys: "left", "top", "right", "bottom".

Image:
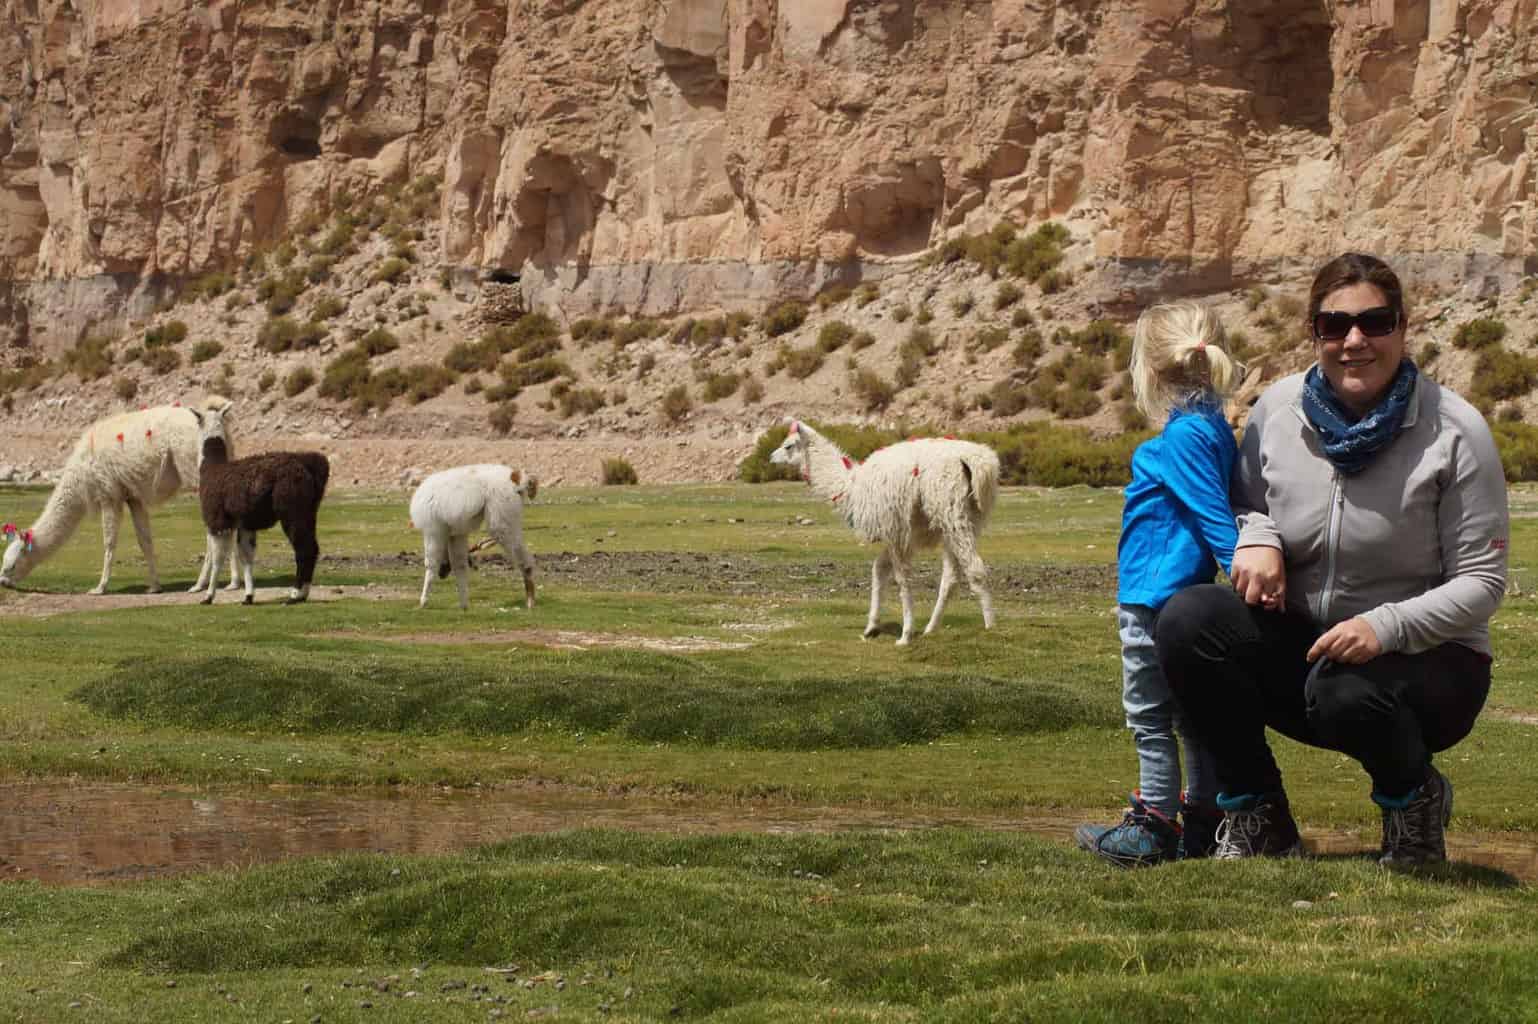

{"left": 192, "top": 404, "right": 331, "bottom": 605}
{"left": 769, "top": 419, "right": 999, "bottom": 645}
{"left": 410, "top": 464, "right": 539, "bottom": 610}
{"left": 0, "top": 396, "right": 239, "bottom": 594}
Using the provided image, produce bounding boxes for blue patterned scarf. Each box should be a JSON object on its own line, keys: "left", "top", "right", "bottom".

{"left": 1301, "top": 358, "right": 1418, "bottom": 475}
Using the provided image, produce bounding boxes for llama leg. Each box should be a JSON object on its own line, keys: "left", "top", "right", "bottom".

{"left": 283, "top": 518, "right": 318, "bottom": 604}
{"left": 201, "top": 532, "right": 232, "bottom": 604}
{"left": 499, "top": 531, "right": 536, "bottom": 609}
{"left": 419, "top": 531, "right": 447, "bottom": 609}
{"left": 891, "top": 553, "right": 916, "bottom": 646}
{"left": 237, "top": 530, "right": 257, "bottom": 604}
{"left": 190, "top": 534, "right": 215, "bottom": 593}
{"left": 125, "top": 498, "right": 162, "bottom": 594}
{"left": 224, "top": 540, "right": 243, "bottom": 590}
{"left": 952, "top": 532, "right": 995, "bottom": 629}
{"left": 864, "top": 549, "right": 892, "bottom": 639}
{"left": 925, "top": 546, "right": 960, "bottom": 635}
{"left": 89, "top": 504, "right": 122, "bottom": 595}
{"left": 448, "top": 534, "right": 472, "bottom": 610}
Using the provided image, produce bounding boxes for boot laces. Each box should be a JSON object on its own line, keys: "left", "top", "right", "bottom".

{"left": 1214, "top": 807, "right": 1271, "bottom": 859}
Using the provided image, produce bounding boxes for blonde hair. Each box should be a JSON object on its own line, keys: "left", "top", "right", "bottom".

{"left": 1129, "top": 300, "right": 1239, "bottom": 421}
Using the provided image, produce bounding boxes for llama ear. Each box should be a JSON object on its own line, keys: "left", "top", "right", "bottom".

{"left": 787, "top": 419, "right": 800, "bottom": 436}
{"left": 189, "top": 408, "right": 203, "bottom": 427}
{"left": 509, "top": 469, "right": 522, "bottom": 485}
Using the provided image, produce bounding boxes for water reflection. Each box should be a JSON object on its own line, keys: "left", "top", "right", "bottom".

{"left": 0, "top": 782, "right": 1531, "bottom": 885}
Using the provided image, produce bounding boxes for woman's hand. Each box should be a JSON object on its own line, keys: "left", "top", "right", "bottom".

{"left": 1307, "top": 617, "right": 1383, "bottom": 664}
{"left": 1231, "top": 545, "right": 1286, "bottom": 610}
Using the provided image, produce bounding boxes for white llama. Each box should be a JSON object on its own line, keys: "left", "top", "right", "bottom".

{"left": 409, "top": 464, "right": 539, "bottom": 610}
{"left": 1, "top": 396, "right": 239, "bottom": 594}
{"left": 769, "top": 419, "right": 999, "bottom": 645}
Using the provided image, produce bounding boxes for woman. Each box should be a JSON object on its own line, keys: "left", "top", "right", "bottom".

{"left": 1154, "top": 252, "right": 1509, "bottom": 866}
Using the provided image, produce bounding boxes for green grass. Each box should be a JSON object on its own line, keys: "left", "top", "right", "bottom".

{"left": 4, "top": 831, "right": 1538, "bottom": 1022}
{"left": 4, "top": 482, "right": 1538, "bottom": 1019}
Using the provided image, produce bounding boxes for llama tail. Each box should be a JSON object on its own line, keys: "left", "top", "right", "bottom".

{"left": 962, "top": 450, "right": 1001, "bottom": 524}
{"left": 304, "top": 453, "right": 332, "bottom": 500}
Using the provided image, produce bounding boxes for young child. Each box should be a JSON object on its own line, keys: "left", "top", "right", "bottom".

{"left": 1074, "top": 300, "right": 1241, "bottom": 866}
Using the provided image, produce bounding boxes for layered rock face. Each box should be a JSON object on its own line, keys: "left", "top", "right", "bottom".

{"left": 1, "top": 0, "right": 1535, "bottom": 353}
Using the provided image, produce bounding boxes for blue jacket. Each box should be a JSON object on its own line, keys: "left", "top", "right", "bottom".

{"left": 1118, "top": 402, "right": 1239, "bottom": 609}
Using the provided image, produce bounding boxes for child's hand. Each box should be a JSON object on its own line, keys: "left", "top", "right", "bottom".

{"left": 1231, "top": 545, "right": 1285, "bottom": 608}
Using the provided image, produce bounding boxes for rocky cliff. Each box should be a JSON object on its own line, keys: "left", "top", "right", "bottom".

{"left": 2, "top": 0, "right": 1536, "bottom": 355}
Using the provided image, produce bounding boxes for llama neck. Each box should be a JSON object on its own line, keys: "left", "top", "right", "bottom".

{"left": 200, "top": 436, "right": 229, "bottom": 467}
{"left": 26, "top": 477, "right": 89, "bottom": 555}
{"left": 801, "top": 429, "right": 856, "bottom": 503}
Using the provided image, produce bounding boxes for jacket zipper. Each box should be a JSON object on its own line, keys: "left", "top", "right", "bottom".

{"left": 1318, "top": 472, "right": 1345, "bottom": 623}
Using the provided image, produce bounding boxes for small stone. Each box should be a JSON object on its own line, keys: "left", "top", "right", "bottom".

{"left": 1292, "top": 899, "right": 1314, "bottom": 910}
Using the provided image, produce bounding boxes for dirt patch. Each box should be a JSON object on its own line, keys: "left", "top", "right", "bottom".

{"left": 0, "top": 583, "right": 410, "bottom": 618}
{"left": 331, "top": 627, "right": 756, "bottom": 653}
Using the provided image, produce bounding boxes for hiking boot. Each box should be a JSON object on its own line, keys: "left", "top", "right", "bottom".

{"left": 1376, "top": 767, "right": 1453, "bottom": 868}
{"left": 1212, "top": 792, "right": 1303, "bottom": 859}
{"left": 1178, "top": 796, "right": 1223, "bottom": 860}
{"left": 1074, "top": 793, "right": 1180, "bottom": 868}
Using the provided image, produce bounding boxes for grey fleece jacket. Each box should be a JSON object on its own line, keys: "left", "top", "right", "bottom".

{"left": 1234, "top": 370, "right": 1508, "bottom": 657}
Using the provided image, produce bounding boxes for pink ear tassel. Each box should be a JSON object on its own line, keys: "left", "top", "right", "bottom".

{"left": 21, "top": 529, "right": 34, "bottom": 552}
{"left": 840, "top": 456, "right": 852, "bottom": 470}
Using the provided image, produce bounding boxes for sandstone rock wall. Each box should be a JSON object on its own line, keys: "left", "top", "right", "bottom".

{"left": 2, "top": 0, "right": 1536, "bottom": 352}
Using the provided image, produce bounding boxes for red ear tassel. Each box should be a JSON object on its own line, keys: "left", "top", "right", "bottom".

{"left": 912, "top": 466, "right": 920, "bottom": 476}
{"left": 115, "top": 433, "right": 124, "bottom": 443}
{"left": 840, "top": 456, "right": 852, "bottom": 470}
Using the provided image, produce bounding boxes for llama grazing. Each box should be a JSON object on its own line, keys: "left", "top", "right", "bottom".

{"left": 191, "top": 404, "right": 330, "bottom": 605}
{"left": 769, "top": 420, "right": 999, "bottom": 645}
{"left": 0, "top": 396, "right": 239, "bottom": 594}
{"left": 409, "top": 464, "right": 538, "bottom": 610}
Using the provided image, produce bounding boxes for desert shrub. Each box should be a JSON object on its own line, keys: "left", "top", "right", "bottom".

{"left": 601, "top": 457, "right": 638, "bottom": 485}
{"left": 318, "top": 220, "right": 356, "bottom": 257}
{"left": 1011, "top": 307, "right": 1035, "bottom": 329}
{"left": 1493, "top": 421, "right": 1538, "bottom": 480}
{"left": 1499, "top": 404, "right": 1525, "bottom": 423}
{"left": 1472, "top": 346, "right": 1538, "bottom": 403}
{"left": 994, "top": 281, "right": 1023, "bottom": 311}
{"left": 1071, "top": 319, "right": 1130, "bottom": 357}
{"left": 499, "top": 356, "right": 571, "bottom": 390}
{"left": 113, "top": 376, "right": 138, "bottom": 402}
{"left": 915, "top": 304, "right": 934, "bottom": 325}
{"left": 784, "top": 345, "right": 826, "bottom": 380}
{"left": 1453, "top": 317, "right": 1507, "bottom": 350}
{"left": 359, "top": 327, "right": 400, "bottom": 357}
{"left": 973, "top": 422, "right": 1143, "bottom": 488}
{"left": 614, "top": 318, "right": 663, "bottom": 348}
{"left": 570, "top": 317, "right": 614, "bottom": 344}
{"left": 257, "top": 272, "right": 306, "bottom": 315}
{"left": 64, "top": 334, "right": 114, "bottom": 380}
{"left": 319, "top": 348, "right": 372, "bottom": 401}
{"left": 818, "top": 321, "right": 854, "bottom": 352}
{"left": 310, "top": 292, "right": 346, "bottom": 320}
{"left": 1065, "top": 353, "right": 1109, "bottom": 391}
{"left": 122, "top": 345, "right": 143, "bottom": 364}
{"left": 637, "top": 352, "right": 657, "bottom": 378}
{"left": 402, "top": 364, "right": 456, "bottom": 404}
{"left": 258, "top": 317, "right": 300, "bottom": 354}
{"left": 851, "top": 331, "right": 876, "bottom": 351}
{"left": 305, "top": 255, "right": 335, "bottom": 285}
{"left": 488, "top": 401, "right": 516, "bottom": 436}
{"left": 558, "top": 386, "right": 606, "bottom": 418}
{"left": 443, "top": 340, "right": 497, "bottom": 374}
{"left": 1037, "top": 269, "right": 1067, "bottom": 294}
{"left": 141, "top": 346, "right": 180, "bottom": 374}
{"left": 892, "top": 304, "right": 912, "bottom": 323}
{"left": 373, "top": 257, "right": 410, "bottom": 285}
{"left": 284, "top": 366, "right": 317, "bottom": 396}
{"left": 850, "top": 367, "right": 897, "bottom": 411}
{"left": 661, "top": 384, "right": 692, "bottom": 422}
{"left": 855, "top": 283, "right": 879, "bottom": 307}
{"left": 271, "top": 241, "right": 297, "bottom": 268}
{"left": 762, "top": 300, "right": 808, "bottom": 337}
{"left": 190, "top": 340, "right": 223, "bottom": 364}
{"left": 1420, "top": 341, "right": 1442, "bottom": 367}
{"left": 1051, "top": 385, "right": 1101, "bottom": 419}
{"left": 816, "top": 284, "right": 852, "bottom": 310}
{"left": 144, "top": 321, "right": 188, "bottom": 348}
{"left": 972, "top": 326, "right": 1010, "bottom": 352}
{"left": 951, "top": 293, "right": 976, "bottom": 317}
{"left": 986, "top": 379, "right": 1032, "bottom": 417}
{"left": 257, "top": 370, "right": 277, "bottom": 393}
{"left": 702, "top": 371, "right": 740, "bottom": 402}
{"left": 1003, "top": 222, "right": 1069, "bottom": 283}
{"left": 187, "top": 272, "right": 236, "bottom": 301}
{"left": 741, "top": 373, "right": 764, "bottom": 404}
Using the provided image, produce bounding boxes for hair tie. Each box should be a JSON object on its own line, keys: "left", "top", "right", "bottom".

{"left": 1195, "top": 340, "right": 1207, "bottom": 352}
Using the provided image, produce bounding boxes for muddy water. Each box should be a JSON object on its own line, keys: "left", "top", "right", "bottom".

{"left": 1, "top": 782, "right": 1533, "bottom": 885}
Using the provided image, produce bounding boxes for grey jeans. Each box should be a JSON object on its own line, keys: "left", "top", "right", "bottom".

{"left": 1120, "top": 603, "right": 1217, "bottom": 817}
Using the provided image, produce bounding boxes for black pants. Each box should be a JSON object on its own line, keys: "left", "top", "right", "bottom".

{"left": 1155, "top": 584, "right": 1490, "bottom": 800}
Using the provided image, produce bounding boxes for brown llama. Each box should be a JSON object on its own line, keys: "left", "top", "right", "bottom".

{"left": 191, "top": 405, "right": 330, "bottom": 605}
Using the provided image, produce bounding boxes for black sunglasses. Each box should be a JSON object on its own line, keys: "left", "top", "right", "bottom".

{"left": 1311, "top": 306, "right": 1400, "bottom": 341}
